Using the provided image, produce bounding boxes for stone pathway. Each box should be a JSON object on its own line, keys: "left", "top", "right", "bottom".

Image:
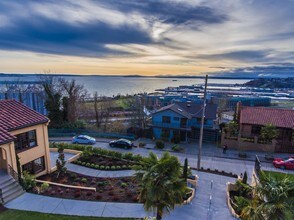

{"left": 66, "top": 163, "right": 135, "bottom": 178}
{"left": 5, "top": 193, "right": 148, "bottom": 218}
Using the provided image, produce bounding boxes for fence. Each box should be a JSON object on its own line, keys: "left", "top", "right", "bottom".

{"left": 48, "top": 128, "right": 135, "bottom": 140}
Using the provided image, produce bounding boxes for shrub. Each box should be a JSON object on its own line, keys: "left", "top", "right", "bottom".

{"left": 82, "top": 162, "right": 86, "bottom": 166}
{"left": 40, "top": 182, "right": 49, "bottom": 192}
{"left": 172, "top": 145, "right": 183, "bottom": 152}
{"left": 116, "top": 166, "right": 121, "bottom": 170}
{"left": 91, "top": 164, "right": 96, "bottom": 168}
{"left": 120, "top": 182, "right": 128, "bottom": 188}
{"left": 100, "top": 165, "right": 105, "bottom": 170}
{"left": 81, "top": 178, "right": 87, "bottom": 183}
{"left": 22, "top": 171, "right": 36, "bottom": 190}
{"left": 105, "top": 166, "right": 110, "bottom": 170}
{"left": 74, "top": 177, "right": 80, "bottom": 182}
{"left": 95, "top": 165, "right": 100, "bottom": 169}
{"left": 122, "top": 165, "right": 127, "bottom": 169}
{"left": 86, "top": 163, "right": 91, "bottom": 167}
{"left": 139, "top": 142, "right": 146, "bottom": 147}
{"left": 242, "top": 171, "right": 248, "bottom": 184}
{"left": 123, "top": 152, "right": 134, "bottom": 161}
{"left": 111, "top": 166, "right": 116, "bottom": 170}
{"left": 155, "top": 140, "right": 165, "bottom": 149}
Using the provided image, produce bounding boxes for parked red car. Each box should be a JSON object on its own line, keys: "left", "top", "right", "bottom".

{"left": 273, "top": 157, "right": 294, "bottom": 170}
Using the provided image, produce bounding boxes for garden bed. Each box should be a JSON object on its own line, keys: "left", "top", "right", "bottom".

{"left": 192, "top": 167, "right": 238, "bottom": 178}
{"left": 34, "top": 171, "right": 140, "bottom": 203}
{"left": 73, "top": 154, "right": 136, "bottom": 170}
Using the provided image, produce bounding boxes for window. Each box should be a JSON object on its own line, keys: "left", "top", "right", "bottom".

{"left": 22, "top": 156, "right": 45, "bottom": 174}
{"left": 162, "top": 116, "right": 171, "bottom": 123}
{"left": 173, "top": 117, "right": 179, "bottom": 121}
{"left": 15, "top": 130, "right": 37, "bottom": 152}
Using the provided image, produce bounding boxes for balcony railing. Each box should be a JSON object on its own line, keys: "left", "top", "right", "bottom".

{"left": 151, "top": 122, "right": 191, "bottom": 130}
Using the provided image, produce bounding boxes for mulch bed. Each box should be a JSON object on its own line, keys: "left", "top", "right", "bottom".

{"left": 34, "top": 171, "right": 140, "bottom": 203}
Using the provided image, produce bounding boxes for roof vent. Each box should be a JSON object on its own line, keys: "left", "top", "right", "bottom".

{"left": 178, "top": 108, "right": 183, "bottom": 112}
{"left": 187, "top": 104, "right": 191, "bottom": 107}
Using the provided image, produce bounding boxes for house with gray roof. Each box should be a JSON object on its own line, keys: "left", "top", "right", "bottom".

{"left": 150, "top": 102, "right": 218, "bottom": 143}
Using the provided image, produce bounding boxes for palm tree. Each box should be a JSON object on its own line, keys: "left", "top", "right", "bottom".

{"left": 256, "top": 173, "right": 294, "bottom": 220}
{"left": 133, "top": 152, "right": 187, "bottom": 220}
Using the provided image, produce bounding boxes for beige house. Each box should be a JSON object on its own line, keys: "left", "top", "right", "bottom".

{"left": 0, "top": 99, "right": 51, "bottom": 178}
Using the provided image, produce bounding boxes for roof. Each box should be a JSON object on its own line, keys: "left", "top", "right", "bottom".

{"left": 0, "top": 99, "right": 49, "bottom": 132}
{"left": 240, "top": 107, "right": 294, "bottom": 128}
{"left": 176, "top": 102, "right": 217, "bottom": 119}
{"left": 0, "top": 126, "right": 15, "bottom": 145}
{"left": 153, "top": 102, "right": 217, "bottom": 119}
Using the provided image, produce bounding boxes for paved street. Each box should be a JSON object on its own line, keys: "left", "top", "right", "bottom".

{"left": 50, "top": 138, "right": 294, "bottom": 181}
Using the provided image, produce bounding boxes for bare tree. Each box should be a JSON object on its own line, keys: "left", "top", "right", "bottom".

{"left": 93, "top": 93, "right": 114, "bottom": 131}
{"left": 60, "top": 79, "right": 88, "bottom": 122}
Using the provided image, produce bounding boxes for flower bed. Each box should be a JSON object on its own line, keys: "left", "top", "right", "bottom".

{"left": 34, "top": 171, "right": 140, "bottom": 203}
{"left": 73, "top": 154, "right": 136, "bottom": 170}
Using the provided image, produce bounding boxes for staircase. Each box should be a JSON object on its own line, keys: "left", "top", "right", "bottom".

{"left": 0, "top": 171, "right": 24, "bottom": 204}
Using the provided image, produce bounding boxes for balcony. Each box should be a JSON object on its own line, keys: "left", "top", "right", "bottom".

{"left": 150, "top": 122, "right": 191, "bottom": 131}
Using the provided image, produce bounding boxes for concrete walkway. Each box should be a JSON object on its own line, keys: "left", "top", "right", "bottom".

{"left": 165, "top": 171, "right": 236, "bottom": 220}
{"left": 66, "top": 163, "right": 135, "bottom": 178}
{"left": 5, "top": 170, "right": 236, "bottom": 220}
{"left": 5, "top": 193, "right": 148, "bottom": 218}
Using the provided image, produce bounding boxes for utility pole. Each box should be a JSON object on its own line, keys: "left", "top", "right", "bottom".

{"left": 197, "top": 75, "right": 208, "bottom": 170}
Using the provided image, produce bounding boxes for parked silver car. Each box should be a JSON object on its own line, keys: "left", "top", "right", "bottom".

{"left": 72, "top": 135, "right": 96, "bottom": 145}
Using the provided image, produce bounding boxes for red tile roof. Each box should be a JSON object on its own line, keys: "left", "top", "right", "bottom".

{"left": 240, "top": 107, "right": 294, "bottom": 128}
{"left": 0, "top": 126, "right": 15, "bottom": 145}
{"left": 0, "top": 99, "right": 49, "bottom": 144}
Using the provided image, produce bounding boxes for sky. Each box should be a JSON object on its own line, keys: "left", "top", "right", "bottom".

{"left": 0, "top": 0, "right": 293, "bottom": 77}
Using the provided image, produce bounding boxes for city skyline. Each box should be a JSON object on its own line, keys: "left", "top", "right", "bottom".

{"left": 0, "top": 0, "right": 293, "bottom": 76}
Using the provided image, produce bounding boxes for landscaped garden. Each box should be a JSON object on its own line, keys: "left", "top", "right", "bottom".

{"left": 51, "top": 143, "right": 142, "bottom": 171}
{"left": 34, "top": 171, "right": 139, "bottom": 203}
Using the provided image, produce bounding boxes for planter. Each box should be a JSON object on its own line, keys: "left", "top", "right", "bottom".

{"left": 187, "top": 175, "right": 198, "bottom": 188}
{"left": 183, "top": 187, "right": 195, "bottom": 204}
{"left": 226, "top": 182, "right": 240, "bottom": 219}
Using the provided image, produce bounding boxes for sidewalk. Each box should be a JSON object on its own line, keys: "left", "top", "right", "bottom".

{"left": 5, "top": 193, "right": 147, "bottom": 218}
{"left": 134, "top": 138, "right": 293, "bottom": 163}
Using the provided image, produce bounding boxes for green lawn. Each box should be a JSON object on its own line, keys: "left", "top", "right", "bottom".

{"left": 0, "top": 209, "right": 137, "bottom": 220}
{"left": 261, "top": 170, "right": 294, "bottom": 181}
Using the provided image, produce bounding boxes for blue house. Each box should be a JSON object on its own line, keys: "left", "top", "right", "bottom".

{"left": 151, "top": 102, "right": 218, "bottom": 143}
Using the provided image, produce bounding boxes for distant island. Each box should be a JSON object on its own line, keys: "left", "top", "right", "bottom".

{"left": 243, "top": 77, "right": 294, "bottom": 89}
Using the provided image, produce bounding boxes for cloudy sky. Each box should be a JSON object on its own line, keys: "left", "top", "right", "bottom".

{"left": 0, "top": 0, "right": 293, "bottom": 76}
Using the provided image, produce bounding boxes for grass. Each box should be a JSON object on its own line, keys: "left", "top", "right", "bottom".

{"left": 0, "top": 208, "right": 137, "bottom": 220}
{"left": 261, "top": 170, "right": 294, "bottom": 181}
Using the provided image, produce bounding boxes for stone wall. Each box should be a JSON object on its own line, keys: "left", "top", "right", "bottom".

{"left": 221, "top": 133, "right": 276, "bottom": 152}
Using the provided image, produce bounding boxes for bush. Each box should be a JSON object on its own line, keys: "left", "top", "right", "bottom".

{"left": 120, "top": 182, "right": 128, "bottom": 188}
{"left": 95, "top": 165, "right": 100, "bottom": 169}
{"left": 91, "top": 164, "right": 96, "bottom": 168}
{"left": 81, "top": 178, "right": 87, "bottom": 183}
{"left": 172, "top": 145, "right": 183, "bottom": 152}
{"left": 111, "top": 166, "right": 116, "bottom": 170}
{"left": 82, "top": 162, "right": 86, "bottom": 166}
{"left": 86, "top": 163, "right": 91, "bottom": 167}
{"left": 139, "top": 142, "right": 146, "bottom": 147}
{"left": 22, "top": 171, "right": 36, "bottom": 190}
{"left": 40, "top": 182, "right": 49, "bottom": 192}
{"left": 105, "top": 166, "right": 110, "bottom": 170}
{"left": 100, "top": 165, "right": 105, "bottom": 170}
{"left": 155, "top": 140, "right": 165, "bottom": 149}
